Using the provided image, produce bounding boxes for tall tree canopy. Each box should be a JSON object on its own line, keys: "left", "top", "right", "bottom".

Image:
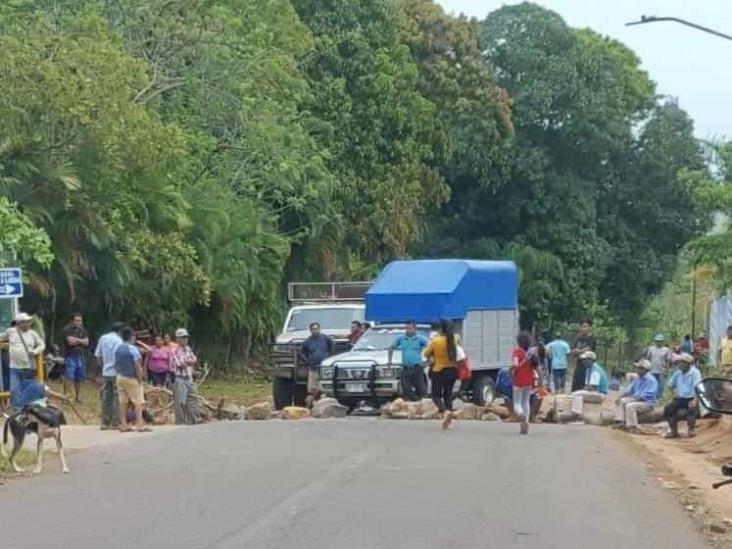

{"left": 0, "top": 0, "right": 710, "bottom": 365}
{"left": 417, "top": 2, "right": 703, "bottom": 331}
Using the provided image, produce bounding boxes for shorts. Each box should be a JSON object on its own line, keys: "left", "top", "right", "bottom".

{"left": 148, "top": 371, "right": 169, "bottom": 387}
{"left": 116, "top": 376, "right": 145, "bottom": 406}
{"left": 307, "top": 369, "right": 320, "bottom": 394}
{"left": 64, "top": 354, "right": 87, "bottom": 382}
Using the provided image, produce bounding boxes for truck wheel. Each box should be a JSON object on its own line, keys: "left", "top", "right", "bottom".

{"left": 293, "top": 384, "right": 308, "bottom": 407}
{"left": 473, "top": 375, "right": 495, "bottom": 406}
{"left": 273, "top": 377, "right": 293, "bottom": 410}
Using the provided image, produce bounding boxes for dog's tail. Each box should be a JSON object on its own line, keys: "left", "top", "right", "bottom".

{"left": 1, "top": 415, "right": 9, "bottom": 458}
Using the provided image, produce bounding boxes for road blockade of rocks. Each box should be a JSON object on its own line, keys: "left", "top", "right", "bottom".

{"left": 381, "top": 398, "right": 509, "bottom": 421}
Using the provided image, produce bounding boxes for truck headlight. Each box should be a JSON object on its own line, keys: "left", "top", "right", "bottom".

{"left": 376, "top": 367, "right": 397, "bottom": 378}
{"left": 273, "top": 344, "right": 293, "bottom": 353}
{"left": 320, "top": 367, "right": 333, "bottom": 378}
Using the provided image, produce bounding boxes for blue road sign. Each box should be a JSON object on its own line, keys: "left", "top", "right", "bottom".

{"left": 0, "top": 268, "right": 23, "bottom": 299}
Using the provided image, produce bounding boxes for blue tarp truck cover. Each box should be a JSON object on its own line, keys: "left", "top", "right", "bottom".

{"left": 365, "top": 259, "right": 518, "bottom": 323}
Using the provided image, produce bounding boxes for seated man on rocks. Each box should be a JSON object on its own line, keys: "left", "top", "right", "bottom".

{"left": 570, "top": 351, "right": 608, "bottom": 419}
{"left": 614, "top": 359, "right": 658, "bottom": 432}
{"left": 664, "top": 352, "right": 701, "bottom": 439}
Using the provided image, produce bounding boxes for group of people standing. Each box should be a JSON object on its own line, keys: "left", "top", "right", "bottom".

{"left": 95, "top": 322, "right": 201, "bottom": 431}
{"left": 0, "top": 311, "right": 202, "bottom": 431}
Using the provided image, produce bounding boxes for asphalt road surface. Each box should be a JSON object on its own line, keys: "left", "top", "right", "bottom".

{"left": 1, "top": 419, "right": 710, "bottom": 549}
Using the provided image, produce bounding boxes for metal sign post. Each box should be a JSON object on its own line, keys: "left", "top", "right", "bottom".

{"left": 0, "top": 267, "right": 22, "bottom": 330}
{"left": 0, "top": 267, "right": 22, "bottom": 392}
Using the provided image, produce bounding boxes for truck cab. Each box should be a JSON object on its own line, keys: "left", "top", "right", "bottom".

{"left": 270, "top": 282, "right": 367, "bottom": 410}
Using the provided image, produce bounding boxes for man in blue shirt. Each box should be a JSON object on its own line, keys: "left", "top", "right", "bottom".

{"left": 388, "top": 322, "right": 428, "bottom": 401}
{"left": 547, "top": 333, "right": 571, "bottom": 393}
{"left": 615, "top": 359, "right": 658, "bottom": 431}
{"left": 570, "top": 351, "right": 609, "bottom": 418}
{"left": 114, "top": 327, "right": 149, "bottom": 432}
{"left": 664, "top": 353, "right": 702, "bottom": 438}
{"left": 300, "top": 322, "right": 333, "bottom": 399}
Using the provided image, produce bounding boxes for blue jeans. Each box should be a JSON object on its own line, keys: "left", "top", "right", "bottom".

{"left": 64, "top": 354, "right": 87, "bottom": 381}
{"left": 9, "top": 368, "right": 36, "bottom": 409}
{"left": 552, "top": 369, "right": 567, "bottom": 393}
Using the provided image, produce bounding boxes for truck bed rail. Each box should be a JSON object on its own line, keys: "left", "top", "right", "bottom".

{"left": 288, "top": 282, "right": 371, "bottom": 303}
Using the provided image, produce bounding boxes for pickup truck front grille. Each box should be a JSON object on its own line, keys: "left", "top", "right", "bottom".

{"left": 335, "top": 368, "right": 372, "bottom": 380}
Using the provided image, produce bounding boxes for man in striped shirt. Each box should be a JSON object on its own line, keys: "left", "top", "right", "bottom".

{"left": 171, "top": 328, "right": 201, "bottom": 425}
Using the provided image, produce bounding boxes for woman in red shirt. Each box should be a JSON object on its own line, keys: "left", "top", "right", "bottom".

{"left": 511, "top": 332, "right": 536, "bottom": 435}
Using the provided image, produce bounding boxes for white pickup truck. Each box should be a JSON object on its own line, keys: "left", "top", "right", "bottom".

{"left": 270, "top": 282, "right": 367, "bottom": 409}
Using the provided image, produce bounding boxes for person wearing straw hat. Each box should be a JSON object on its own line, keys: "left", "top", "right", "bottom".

{"left": 614, "top": 360, "right": 658, "bottom": 432}
{"left": 664, "top": 353, "right": 701, "bottom": 439}
{"left": 0, "top": 312, "right": 45, "bottom": 410}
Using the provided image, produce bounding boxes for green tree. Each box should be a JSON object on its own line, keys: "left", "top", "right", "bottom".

{"left": 292, "top": 0, "right": 448, "bottom": 268}
{"left": 445, "top": 2, "right": 696, "bottom": 333}
{"left": 599, "top": 101, "right": 706, "bottom": 334}
{"left": 686, "top": 142, "right": 732, "bottom": 290}
{"left": 0, "top": 13, "right": 206, "bottom": 333}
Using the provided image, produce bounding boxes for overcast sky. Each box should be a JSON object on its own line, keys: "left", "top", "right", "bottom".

{"left": 437, "top": 0, "right": 732, "bottom": 141}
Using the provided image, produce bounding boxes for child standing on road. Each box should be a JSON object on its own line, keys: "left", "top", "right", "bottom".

{"left": 511, "top": 332, "right": 536, "bottom": 435}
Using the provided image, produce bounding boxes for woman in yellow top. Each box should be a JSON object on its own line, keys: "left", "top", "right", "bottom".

{"left": 424, "top": 319, "right": 459, "bottom": 430}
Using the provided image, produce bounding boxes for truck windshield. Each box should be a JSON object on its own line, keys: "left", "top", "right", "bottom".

{"left": 286, "top": 307, "right": 364, "bottom": 332}
{"left": 353, "top": 328, "right": 428, "bottom": 352}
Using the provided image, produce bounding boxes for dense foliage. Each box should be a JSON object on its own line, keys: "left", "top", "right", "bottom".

{"left": 0, "top": 1, "right": 711, "bottom": 366}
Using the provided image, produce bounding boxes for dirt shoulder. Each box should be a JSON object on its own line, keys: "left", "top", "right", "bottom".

{"left": 620, "top": 416, "right": 732, "bottom": 548}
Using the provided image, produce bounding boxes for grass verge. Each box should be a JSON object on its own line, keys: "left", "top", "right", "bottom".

{"left": 0, "top": 447, "right": 39, "bottom": 473}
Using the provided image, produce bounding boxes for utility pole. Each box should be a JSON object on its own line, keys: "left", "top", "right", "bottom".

{"left": 626, "top": 15, "right": 732, "bottom": 42}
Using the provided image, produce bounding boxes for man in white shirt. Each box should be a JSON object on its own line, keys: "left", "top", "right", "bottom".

{"left": 94, "top": 322, "right": 126, "bottom": 430}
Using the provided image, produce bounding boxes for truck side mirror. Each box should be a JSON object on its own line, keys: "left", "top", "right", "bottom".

{"left": 696, "top": 378, "right": 732, "bottom": 414}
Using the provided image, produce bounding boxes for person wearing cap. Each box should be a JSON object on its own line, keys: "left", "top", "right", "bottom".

{"left": 646, "top": 334, "right": 671, "bottom": 400}
{"left": 614, "top": 360, "right": 658, "bottom": 431}
{"left": 569, "top": 351, "right": 609, "bottom": 418}
{"left": 664, "top": 353, "right": 702, "bottom": 438}
{"left": 0, "top": 312, "right": 46, "bottom": 410}
{"left": 171, "top": 328, "right": 201, "bottom": 424}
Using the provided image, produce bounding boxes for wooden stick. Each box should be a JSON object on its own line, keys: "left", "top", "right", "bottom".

{"left": 48, "top": 394, "right": 87, "bottom": 425}
{"left": 197, "top": 364, "right": 211, "bottom": 387}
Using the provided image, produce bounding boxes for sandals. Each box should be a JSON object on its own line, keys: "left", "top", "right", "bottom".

{"left": 135, "top": 426, "right": 153, "bottom": 433}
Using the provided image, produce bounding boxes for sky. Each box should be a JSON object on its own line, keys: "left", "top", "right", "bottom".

{"left": 437, "top": 0, "right": 732, "bottom": 141}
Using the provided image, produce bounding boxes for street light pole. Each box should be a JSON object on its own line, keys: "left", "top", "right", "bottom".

{"left": 626, "top": 15, "right": 732, "bottom": 42}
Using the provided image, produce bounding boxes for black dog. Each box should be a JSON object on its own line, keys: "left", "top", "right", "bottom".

{"left": 2, "top": 405, "right": 69, "bottom": 474}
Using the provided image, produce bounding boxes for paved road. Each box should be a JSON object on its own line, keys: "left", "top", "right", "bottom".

{"left": 2, "top": 419, "right": 710, "bottom": 549}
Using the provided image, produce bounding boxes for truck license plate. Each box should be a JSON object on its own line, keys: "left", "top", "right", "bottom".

{"left": 346, "top": 383, "right": 364, "bottom": 393}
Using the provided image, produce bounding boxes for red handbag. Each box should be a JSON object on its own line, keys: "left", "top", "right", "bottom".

{"left": 457, "top": 357, "right": 472, "bottom": 381}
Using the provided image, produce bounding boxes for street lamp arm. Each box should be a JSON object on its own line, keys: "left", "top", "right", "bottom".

{"left": 626, "top": 15, "right": 732, "bottom": 42}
